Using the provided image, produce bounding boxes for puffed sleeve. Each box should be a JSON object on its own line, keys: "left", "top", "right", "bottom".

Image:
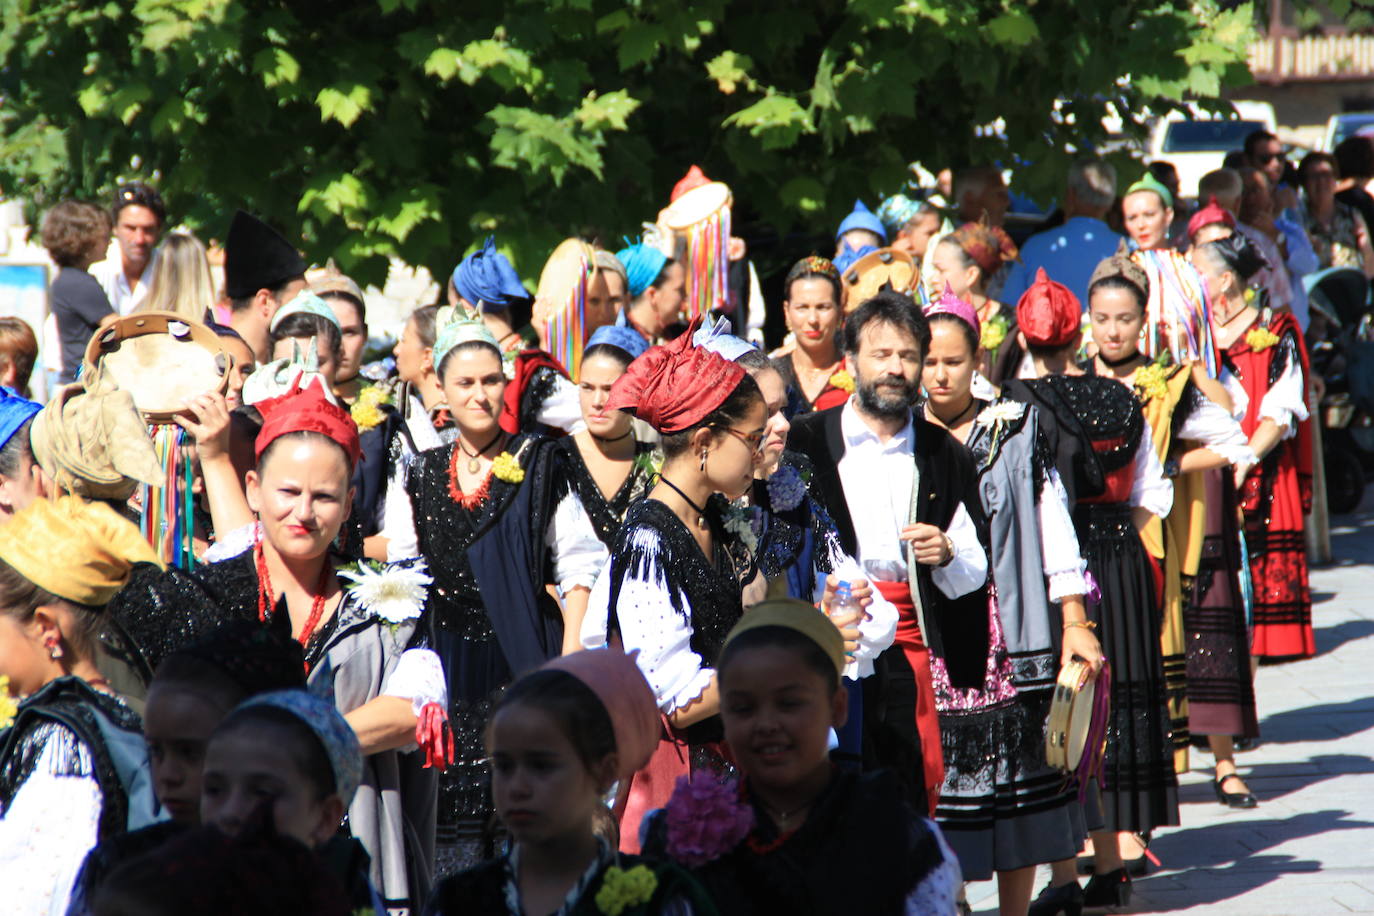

{"left": 584, "top": 526, "right": 713, "bottom": 714}
{"left": 383, "top": 473, "right": 420, "bottom": 562}
{"left": 1130, "top": 420, "right": 1174, "bottom": 518}
{"left": 545, "top": 490, "right": 609, "bottom": 593}
{"left": 381, "top": 648, "right": 448, "bottom": 717}
{"left": 1038, "top": 468, "right": 1088, "bottom": 601}
{"left": 930, "top": 504, "right": 988, "bottom": 599}
{"left": 1257, "top": 335, "right": 1310, "bottom": 438}
{"left": 1175, "top": 388, "right": 1257, "bottom": 466}
{"left": 535, "top": 374, "right": 587, "bottom": 434}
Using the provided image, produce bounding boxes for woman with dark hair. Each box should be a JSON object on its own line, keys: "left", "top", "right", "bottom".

{"left": 106, "top": 380, "right": 446, "bottom": 911}
{"left": 1194, "top": 233, "right": 1315, "bottom": 664}
{"left": 580, "top": 322, "right": 766, "bottom": 847}
{"left": 559, "top": 326, "right": 658, "bottom": 548}
{"left": 1298, "top": 150, "right": 1374, "bottom": 276}
{"left": 769, "top": 256, "right": 850, "bottom": 417}
{"left": 268, "top": 294, "right": 345, "bottom": 389}
{"left": 386, "top": 306, "right": 607, "bottom": 874}
{"left": 930, "top": 222, "right": 1017, "bottom": 376}
{"left": 919, "top": 286, "right": 1097, "bottom": 916}
{"left": 42, "top": 200, "right": 115, "bottom": 385}
{"left": 0, "top": 497, "right": 162, "bottom": 913}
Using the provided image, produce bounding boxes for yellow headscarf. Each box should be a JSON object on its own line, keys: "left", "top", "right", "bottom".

{"left": 0, "top": 496, "right": 162, "bottom": 605}
{"left": 723, "top": 598, "right": 846, "bottom": 677}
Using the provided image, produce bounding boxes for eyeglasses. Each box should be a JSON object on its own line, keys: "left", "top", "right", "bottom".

{"left": 715, "top": 426, "right": 765, "bottom": 455}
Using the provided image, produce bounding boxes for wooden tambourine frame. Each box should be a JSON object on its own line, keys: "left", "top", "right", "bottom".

{"left": 82, "top": 311, "right": 230, "bottom": 424}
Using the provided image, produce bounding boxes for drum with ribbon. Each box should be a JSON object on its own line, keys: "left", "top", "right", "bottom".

{"left": 82, "top": 311, "right": 230, "bottom": 568}
{"left": 82, "top": 311, "right": 230, "bottom": 423}
{"left": 1045, "top": 659, "right": 1111, "bottom": 793}
{"left": 532, "top": 239, "right": 596, "bottom": 379}
{"left": 841, "top": 247, "right": 917, "bottom": 312}
{"left": 660, "top": 180, "right": 732, "bottom": 323}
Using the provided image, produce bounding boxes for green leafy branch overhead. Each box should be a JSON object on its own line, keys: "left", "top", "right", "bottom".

{"left": 0, "top": 0, "right": 1256, "bottom": 286}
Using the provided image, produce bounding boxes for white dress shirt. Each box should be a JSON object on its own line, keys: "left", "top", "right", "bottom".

{"left": 90, "top": 250, "right": 156, "bottom": 316}
{"left": 835, "top": 400, "right": 987, "bottom": 598}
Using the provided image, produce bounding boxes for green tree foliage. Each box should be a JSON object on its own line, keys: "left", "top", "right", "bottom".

{"left": 0, "top": 0, "right": 1255, "bottom": 284}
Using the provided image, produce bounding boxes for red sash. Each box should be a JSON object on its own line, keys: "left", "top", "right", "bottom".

{"left": 499, "top": 350, "right": 570, "bottom": 435}
{"left": 875, "top": 579, "right": 944, "bottom": 816}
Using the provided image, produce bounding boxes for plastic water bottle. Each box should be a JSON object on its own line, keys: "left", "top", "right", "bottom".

{"left": 828, "top": 580, "right": 860, "bottom": 622}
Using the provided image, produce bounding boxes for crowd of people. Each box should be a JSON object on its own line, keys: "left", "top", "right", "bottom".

{"left": 0, "top": 127, "right": 1344, "bottom": 915}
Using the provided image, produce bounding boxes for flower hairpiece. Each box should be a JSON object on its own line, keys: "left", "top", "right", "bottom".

{"left": 981, "top": 313, "right": 1009, "bottom": 353}
{"left": 766, "top": 463, "right": 808, "bottom": 512}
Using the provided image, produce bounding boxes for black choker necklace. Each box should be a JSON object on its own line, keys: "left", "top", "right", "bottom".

{"left": 590, "top": 429, "right": 632, "bottom": 444}
{"left": 659, "top": 477, "right": 708, "bottom": 528}
{"left": 1098, "top": 350, "right": 1144, "bottom": 369}
{"left": 934, "top": 398, "right": 977, "bottom": 428}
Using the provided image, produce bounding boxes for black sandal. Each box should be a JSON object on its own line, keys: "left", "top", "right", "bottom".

{"left": 1214, "top": 772, "right": 1258, "bottom": 808}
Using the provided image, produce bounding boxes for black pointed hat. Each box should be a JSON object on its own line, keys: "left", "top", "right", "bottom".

{"left": 223, "top": 210, "right": 307, "bottom": 300}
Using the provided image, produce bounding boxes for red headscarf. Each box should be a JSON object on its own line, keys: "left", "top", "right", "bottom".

{"left": 1016, "top": 268, "right": 1081, "bottom": 348}
{"left": 949, "top": 221, "right": 1016, "bottom": 277}
{"left": 606, "top": 318, "right": 747, "bottom": 434}
{"left": 671, "top": 165, "right": 712, "bottom": 203}
{"left": 1187, "top": 195, "right": 1236, "bottom": 240}
{"left": 254, "top": 375, "right": 361, "bottom": 468}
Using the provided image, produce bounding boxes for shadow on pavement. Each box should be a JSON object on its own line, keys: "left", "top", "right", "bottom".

{"left": 1179, "top": 754, "right": 1374, "bottom": 803}
{"left": 1312, "top": 616, "right": 1374, "bottom": 655}
{"left": 1257, "top": 699, "right": 1374, "bottom": 744}
{"left": 1135, "top": 809, "right": 1374, "bottom": 911}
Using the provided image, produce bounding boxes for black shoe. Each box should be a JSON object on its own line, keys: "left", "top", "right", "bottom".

{"left": 1083, "top": 867, "right": 1132, "bottom": 910}
{"left": 1214, "top": 772, "right": 1259, "bottom": 808}
{"left": 1028, "top": 880, "right": 1084, "bottom": 916}
{"left": 1234, "top": 736, "right": 1258, "bottom": 752}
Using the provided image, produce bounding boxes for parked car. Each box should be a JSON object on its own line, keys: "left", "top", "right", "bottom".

{"left": 1147, "top": 101, "right": 1277, "bottom": 202}
{"left": 1321, "top": 112, "right": 1374, "bottom": 152}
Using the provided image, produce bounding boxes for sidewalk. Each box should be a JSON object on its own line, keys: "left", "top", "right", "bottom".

{"left": 969, "top": 500, "right": 1374, "bottom": 915}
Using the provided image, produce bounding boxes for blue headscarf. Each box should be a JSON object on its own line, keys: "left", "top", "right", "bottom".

{"left": 586, "top": 325, "right": 650, "bottom": 362}
{"left": 835, "top": 199, "right": 887, "bottom": 243}
{"left": 692, "top": 316, "right": 756, "bottom": 363}
{"left": 877, "top": 194, "right": 925, "bottom": 235}
{"left": 833, "top": 242, "right": 878, "bottom": 274}
{"left": 452, "top": 237, "right": 530, "bottom": 312}
{"left": 0, "top": 386, "right": 40, "bottom": 452}
{"left": 616, "top": 243, "right": 670, "bottom": 300}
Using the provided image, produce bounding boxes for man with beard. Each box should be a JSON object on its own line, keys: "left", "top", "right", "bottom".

{"left": 788, "top": 289, "right": 988, "bottom": 816}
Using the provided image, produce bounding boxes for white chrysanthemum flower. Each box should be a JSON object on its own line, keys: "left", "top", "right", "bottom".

{"left": 339, "top": 560, "right": 433, "bottom": 624}
{"left": 975, "top": 400, "right": 1025, "bottom": 427}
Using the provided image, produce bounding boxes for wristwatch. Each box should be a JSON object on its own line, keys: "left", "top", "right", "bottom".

{"left": 1163, "top": 457, "right": 1181, "bottom": 479}
{"left": 939, "top": 533, "right": 956, "bottom": 567}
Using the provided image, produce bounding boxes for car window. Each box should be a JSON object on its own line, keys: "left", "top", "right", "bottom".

{"left": 1162, "top": 120, "right": 1267, "bottom": 153}
{"left": 1334, "top": 115, "right": 1374, "bottom": 148}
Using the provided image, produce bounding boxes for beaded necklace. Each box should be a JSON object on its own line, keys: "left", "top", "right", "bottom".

{"left": 448, "top": 442, "right": 494, "bottom": 511}
{"left": 254, "top": 536, "right": 332, "bottom": 667}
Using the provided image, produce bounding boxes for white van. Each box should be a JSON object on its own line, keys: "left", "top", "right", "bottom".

{"left": 1147, "top": 101, "right": 1278, "bottom": 202}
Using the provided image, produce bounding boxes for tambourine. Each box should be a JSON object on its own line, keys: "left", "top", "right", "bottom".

{"left": 1045, "top": 658, "right": 1110, "bottom": 776}
{"left": 841, "top": 247, "right": 917, "bottom": 311}
{"left": 660, "top": 181, "right": 732, "bottom": 232}
{"left": 82, "top": 311, "right": 230, "bottom": 424}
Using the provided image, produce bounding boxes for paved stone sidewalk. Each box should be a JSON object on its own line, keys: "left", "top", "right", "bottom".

{"left": 969, "top": 504, "right": 1374, "bottom": 914}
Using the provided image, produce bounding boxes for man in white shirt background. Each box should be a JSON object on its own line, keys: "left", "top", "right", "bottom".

{"left": 91, "top": 182, "right": 164, "bottom": 315}
{"left": 788, "top": 289, "right": 990, "bottom": 816}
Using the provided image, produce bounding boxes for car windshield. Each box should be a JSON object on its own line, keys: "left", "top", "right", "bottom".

{"left": 1334, "top": 114, "right": 1374, "bottom": 147}
{"left": 1162, "top": 120, "right": 1266, "bottom": 153}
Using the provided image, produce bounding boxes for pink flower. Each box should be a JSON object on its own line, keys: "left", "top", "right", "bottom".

{"left": 664, "top": 775, "right": 754, "bottom": 866}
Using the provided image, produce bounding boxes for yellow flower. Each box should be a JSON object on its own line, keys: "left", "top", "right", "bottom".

{"left": 349, "top": 384, "right": 391, "bottom": 432}
{"left": 1245, "top": 326, "right": 1280, "bottom": 352}
{"left": 596, "top": 864, "right": 659, "bottom": 915}
{"left": 491, "top": 451, "right": 525, "bottom": 484}
{"left": 0, "top": 676, "right": 17, "bottom": 730}
{"left": 1133, "top": 363, "right": 1170, "bottom": 402}
{"left": 981, "top": 315, "right": 1007, "bottom": 353}
{"left": 829, "top": 370, "right": 855, "bottom": 393}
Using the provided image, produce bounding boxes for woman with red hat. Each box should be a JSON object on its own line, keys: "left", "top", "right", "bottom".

{"left": 1004, "top": 270, "right": 1177, "bottom": 915}
{"left": 578, "top": 321, "right": 767, "bottom": 849}
{"left": 106, "top": 375, "right": 447, "bottom": 911}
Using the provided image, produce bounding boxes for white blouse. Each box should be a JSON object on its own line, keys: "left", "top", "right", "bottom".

{"left": 0, "top": 724, "right": 103, "bottom": 916}
{"left": 385, "top": 469, "right": 608, "bottom": 594}
{"left": 1039, "top": 467, "right": 1089, "bottom": 601}
{"left": 581, "top": 525, "right": 714, "bottom": 714}
{"left": 382, "top": 648, "right": 448, "bottom": 720}
{"left": 1220, "top": 337, "right": 1309, "bottom": 439}
{"left": 1132, "top": 420, "right": 1174, "bottom": 519}
{"left": 1175, "top": 390, "right": 1257, "bottom": 467}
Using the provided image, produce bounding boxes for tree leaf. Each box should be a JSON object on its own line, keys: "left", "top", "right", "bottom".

{"left": 987, "top": 11, "right": 1039, "bottom": 46}
{"left": 574, "top": 89, "right": 640, "bottom": 131}
{"left": 316, "top": 84, "right": 373, "bottom": 127}
{"left": 253, "top": 47, "right": 300, "bottom": 88}
{"left": 706, "top": 50, "right": 754, "bottom": 95}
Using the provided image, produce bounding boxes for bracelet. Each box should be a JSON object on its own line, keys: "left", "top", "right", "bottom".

{"left": 1063, "top": 620, "right": 1097, "bottom": 631}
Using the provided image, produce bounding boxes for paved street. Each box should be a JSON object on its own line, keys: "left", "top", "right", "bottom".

{"left": 969, "top": 498, "right": 1374, "bottom": 915}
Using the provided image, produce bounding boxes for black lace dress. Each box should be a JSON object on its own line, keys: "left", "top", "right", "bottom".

{"left": 1022, "top": 374, "right": 1180, "bottom": 835}
{"left": 556, "top": 437, "right": 656, "bottom": 549}
{"left": 403, "top": 434, "right": 602, "bottom": 872}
